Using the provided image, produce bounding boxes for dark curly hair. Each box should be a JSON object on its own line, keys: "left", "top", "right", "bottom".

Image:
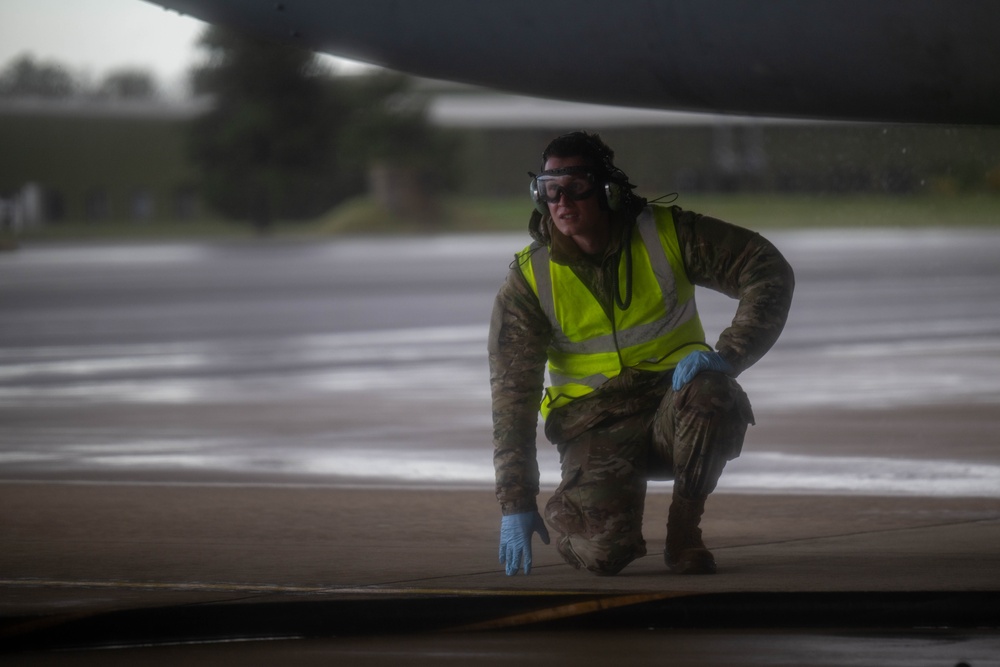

{"left": 540, "top": 131, "right": 620, "bottom": 181}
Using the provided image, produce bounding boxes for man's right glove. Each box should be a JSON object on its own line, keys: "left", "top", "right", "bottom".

{"left": 499, "top": 511, "right": 550, "bottom": 576}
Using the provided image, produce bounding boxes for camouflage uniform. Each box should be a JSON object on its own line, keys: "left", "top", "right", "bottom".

{"left": 489, "top": 204, "right": 794, "bottom": 574}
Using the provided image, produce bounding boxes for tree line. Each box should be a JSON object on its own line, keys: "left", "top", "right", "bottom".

{"left": 2, "top": 26, "right": 454, "bottom": 231}
{"left": 0, "top": 54, "right": 159, "bottom": 100}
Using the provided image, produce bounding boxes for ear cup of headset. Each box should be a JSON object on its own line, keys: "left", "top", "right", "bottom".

{"left": 604, "top": 181, "right": 623, "bottom": 211}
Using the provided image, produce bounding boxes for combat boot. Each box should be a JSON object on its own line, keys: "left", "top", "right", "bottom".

{"left": 665, "top": 493, "right": 716, "bottom": 574}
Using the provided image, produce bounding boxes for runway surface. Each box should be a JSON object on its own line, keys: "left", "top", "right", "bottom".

{"left": 2, "top": 227, "right": 1000, "bottom": 492}
{"left": 2, "top": 227, "right": 999, "bottom": 662}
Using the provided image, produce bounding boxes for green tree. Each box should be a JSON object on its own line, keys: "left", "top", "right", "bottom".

{"left": 189, "top": 27, "right": 456, "bottom": 231}
{"left": 96, "top": 68, "right": 159, "bottom": 100}
{"left": 189, "top": 27, "right": 354, "bottom": 232}
{"left": 0, "top": 54, "right": 76, "bottom": 98}
{"left": 337, "top": 72, "right": 459, "bottom": 221}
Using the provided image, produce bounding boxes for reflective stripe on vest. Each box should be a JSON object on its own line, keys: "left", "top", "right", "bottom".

{"left": 517, "top": 205, "right": 706, "bottom": 419}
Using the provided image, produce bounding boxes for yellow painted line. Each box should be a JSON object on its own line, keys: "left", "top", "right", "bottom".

{"left": 0, "top": 579, "right": 704, "bottom": 640}
{"left": 451, "top": 591, "right": 700, "bottom": 631}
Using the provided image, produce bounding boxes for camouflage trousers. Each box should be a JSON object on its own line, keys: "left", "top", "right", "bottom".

{"left": 543, "top": 371, "right": 754, "bottom": 575}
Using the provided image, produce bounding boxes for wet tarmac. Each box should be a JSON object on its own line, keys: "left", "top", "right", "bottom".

{"left": 2, "top": 228, "right": 1000, "bottom": 662}
{"left": 2, "top": 229, "right": 1000, "bottom": 491}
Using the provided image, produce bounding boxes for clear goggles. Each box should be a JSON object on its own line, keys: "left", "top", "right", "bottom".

{"left": 533, "top": 167, "right": 600, "bottom": 204}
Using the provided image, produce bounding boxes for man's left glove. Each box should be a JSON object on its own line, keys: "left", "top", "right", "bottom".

{"left": 672, "top": 350, "right": 734, "bottom": 391}
{"left": 499, "top": 511, "right": 550, "bottom": 576}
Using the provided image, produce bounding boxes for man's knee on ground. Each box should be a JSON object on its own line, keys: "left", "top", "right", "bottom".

{"left": 556, "top": 532, "right": 645, "bottom": 576}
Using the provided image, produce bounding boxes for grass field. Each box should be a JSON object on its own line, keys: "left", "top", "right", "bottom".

{"left": 4, "top": 193, "right": 999, "bottom": 244}
{"left": 277, "top": 192, "right": 1000, "bottom": 236}
{"left": 300, "top": 192, "right": 1000, "bottom": 236}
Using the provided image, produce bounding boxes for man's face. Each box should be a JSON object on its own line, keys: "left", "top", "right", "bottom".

{"left": 541, "top": 156, "right": 611, "bottom": 250}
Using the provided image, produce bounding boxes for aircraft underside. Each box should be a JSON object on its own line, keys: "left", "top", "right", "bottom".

{"left": 145, "top": 0, "right": 999, "bottom": 124}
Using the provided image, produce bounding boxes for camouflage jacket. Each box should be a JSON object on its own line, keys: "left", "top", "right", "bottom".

{"left": 489, "top": 204, "right": 795, "bottom": 515}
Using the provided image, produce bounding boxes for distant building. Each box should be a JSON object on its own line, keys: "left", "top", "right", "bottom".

{"left": 421, "top": 81, "right": 1000, "bottom": 198}
{"left": 0, "top": 97, "right": 207, "bottom": 226}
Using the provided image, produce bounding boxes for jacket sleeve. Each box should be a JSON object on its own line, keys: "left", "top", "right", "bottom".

{"left": 674, "top": 207, "right": 795, "bottom": 376}
{"left": 488, "top": 261, "right": 551, "bottom": 515}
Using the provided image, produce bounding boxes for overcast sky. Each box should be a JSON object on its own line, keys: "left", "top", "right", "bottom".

{"left": 0, "top": 0, "right": 368, "bottom": 95}
{"left": 0, "top": 0, "right": 206, "bottom": 91}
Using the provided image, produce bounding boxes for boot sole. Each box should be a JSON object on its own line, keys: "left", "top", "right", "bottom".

{"left": 665, "top": 549, "right": 717, "bottom": 575}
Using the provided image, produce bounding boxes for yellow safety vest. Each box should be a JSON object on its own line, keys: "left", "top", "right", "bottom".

{"left": 517, "top": 205, "right": 707, "bottom": 419}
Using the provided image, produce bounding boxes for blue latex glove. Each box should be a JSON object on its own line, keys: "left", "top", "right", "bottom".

{"left": 499, "top": 511, "right": 550, "bottom": 576}
{"left": 672, "top": 350, "right": 734, "bottom": 391}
